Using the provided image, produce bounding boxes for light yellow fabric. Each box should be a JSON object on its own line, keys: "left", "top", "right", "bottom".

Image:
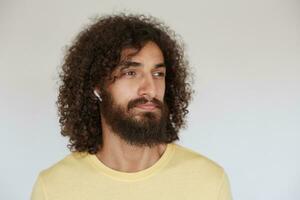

{"left": 31, "top": 143, "right": 232, "bottom": 200}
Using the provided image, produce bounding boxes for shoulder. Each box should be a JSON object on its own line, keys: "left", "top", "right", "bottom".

{"left": 169, "top": 143, "right": 231, "bottom": 195}
{"left": 171, "top": 143, "right": 226, "bottom": 178}
{"left": 38, "top": 152, "right": 93, "bottom": 181}
{"left": 169, "top": 143, "right": 232, "bottom": 199}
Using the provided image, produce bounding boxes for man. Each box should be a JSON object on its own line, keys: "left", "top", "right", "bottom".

{"left": 31, "top": 13, "right": 232, "bottom": 200}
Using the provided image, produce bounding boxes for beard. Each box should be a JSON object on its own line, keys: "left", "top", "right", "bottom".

{"left": 99, "top": 90, "right": 170, "bottom": 148}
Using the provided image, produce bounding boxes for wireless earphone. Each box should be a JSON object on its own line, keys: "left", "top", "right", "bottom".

{"left": 93, "top": 90, "right": 102, "bottom": 102}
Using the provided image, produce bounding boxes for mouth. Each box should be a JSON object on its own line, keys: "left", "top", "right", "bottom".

{"left": 135, "top": 103, "right": 158, "bottom": 111}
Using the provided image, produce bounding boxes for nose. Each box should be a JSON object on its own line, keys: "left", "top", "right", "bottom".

{"left": 137, "top": 74, "right": 156, "bottom": 100}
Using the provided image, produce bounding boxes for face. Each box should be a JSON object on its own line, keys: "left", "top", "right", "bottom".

{"left": 109, "top": 41, "right": 166, "bottom": 117}
{"left": 99, "top": 41, "right": 170, "bottom": 147}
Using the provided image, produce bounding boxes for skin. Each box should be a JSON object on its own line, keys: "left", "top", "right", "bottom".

{"left": 95, "top": 41, "right": 168, "bottom": 173}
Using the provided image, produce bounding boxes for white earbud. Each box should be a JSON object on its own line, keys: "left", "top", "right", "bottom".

{"left": 93, "top": 90, "right": 102, "bottom": 102}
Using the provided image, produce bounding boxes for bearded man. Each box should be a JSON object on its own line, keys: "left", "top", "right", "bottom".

{"left": 31, "top": 13, "right": 232, "bottom": 200}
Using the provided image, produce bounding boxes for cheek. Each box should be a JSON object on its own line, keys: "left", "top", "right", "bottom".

{"left": 156, "top": 82, "right": 166, "bottom": 100}
{"left": 110, "top": 83, "right": 138, "bottom": 104}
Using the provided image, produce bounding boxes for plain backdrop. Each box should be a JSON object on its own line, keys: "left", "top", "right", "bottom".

{"left": 0, "top": 0, "right": 299, "bottom": 199}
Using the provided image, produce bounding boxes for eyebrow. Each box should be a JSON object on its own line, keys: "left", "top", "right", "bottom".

{"left": 119, "top": 61, "right": 166, "bottom": 71}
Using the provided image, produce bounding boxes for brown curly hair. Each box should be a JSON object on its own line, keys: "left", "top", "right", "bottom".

{"left": 57, "top": 13, "right": 193, "bottom": 154}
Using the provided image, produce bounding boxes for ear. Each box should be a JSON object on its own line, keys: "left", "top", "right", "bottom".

{"left": 93, "top": 85, "right": 102, "bottom": 95}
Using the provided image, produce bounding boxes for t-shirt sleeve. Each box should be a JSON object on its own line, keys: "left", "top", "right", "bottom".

{"left": 217, "top": 171, "right": 233, "bottom": 200}
{"left": 31, "top": 174, "right": 47, "bottom": 200}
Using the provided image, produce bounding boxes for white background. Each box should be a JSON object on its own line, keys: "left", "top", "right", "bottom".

{"left": 0, "top": 0, "right": 299, "bottom": 199}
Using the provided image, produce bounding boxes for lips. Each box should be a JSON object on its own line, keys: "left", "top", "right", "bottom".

{"left": 128, "top": 98, "right": 163, "bottom": 111}
{"left": 135, "top": 103, "right": 157, "bottom": 110}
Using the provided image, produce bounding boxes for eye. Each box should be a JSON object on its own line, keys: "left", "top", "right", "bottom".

{"left": 122, "top": 70, "right": 136, "bottom": 77}
{"left": 153, "top": 71, "right": 166, "bottom": 78}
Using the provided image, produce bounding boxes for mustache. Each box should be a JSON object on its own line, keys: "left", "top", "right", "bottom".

{"left": 127, "top": 97, "right": 163, "bottom": 110}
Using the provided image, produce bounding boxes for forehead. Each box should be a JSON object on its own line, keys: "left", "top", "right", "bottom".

{"left": 107, "top": 42, "right": 165, "bottom": 80}
{"left": 119, "top": 41, "right": 164, "bottom": 63}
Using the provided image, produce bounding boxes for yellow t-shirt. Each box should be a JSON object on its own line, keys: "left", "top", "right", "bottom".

{"left": 31, "top": 143, "right": 232, "bottom": 200}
